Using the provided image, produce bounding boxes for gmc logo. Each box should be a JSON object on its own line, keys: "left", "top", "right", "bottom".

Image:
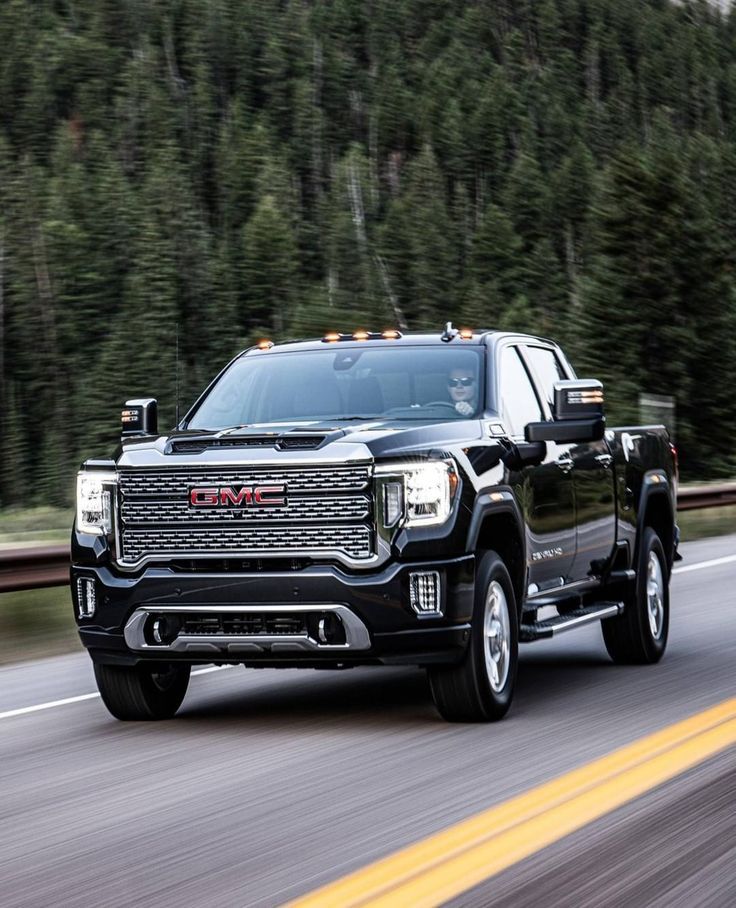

{"left": 189, "top": 485, "right": 287, "bottom": 507}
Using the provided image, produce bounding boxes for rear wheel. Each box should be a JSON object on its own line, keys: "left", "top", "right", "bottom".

{"left": 602, "top": 527, "right": 669, "bottom": 664}
{"left": 94, "top": 662, "right": 191, "bottom": 720}
{"left": 428, "top": 551, "right": 518, "bottom": 722}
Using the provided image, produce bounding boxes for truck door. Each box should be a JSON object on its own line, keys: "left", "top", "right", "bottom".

{"left": 522, "top": 345, "right": 617, "bottom": 583}
{"left": 499, "top": 346, "right": 576, "bottom": 592}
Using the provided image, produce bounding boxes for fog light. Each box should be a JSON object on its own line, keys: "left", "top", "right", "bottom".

{"left": 409, "top": 571, "right": 442, "bottom": 616}
{"left": 150, "top": 616, "right": 181, "bottom": 645}
{"left": 76, "top": 578, "right": 97, "bottom": 619}
{"left": 307, "top": 612, "right": 347, "bottom": 645}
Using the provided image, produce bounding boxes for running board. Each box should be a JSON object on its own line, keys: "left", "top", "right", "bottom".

{"left": 520, "top": 602, "right": 624, "bottom": 642}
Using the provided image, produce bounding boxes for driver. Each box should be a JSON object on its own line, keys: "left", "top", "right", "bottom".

{"left": 448, "top": 367, "right": 478, "bottom": 416}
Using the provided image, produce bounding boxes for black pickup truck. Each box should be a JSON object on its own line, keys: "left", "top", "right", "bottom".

{"left": 72, "top": 326, "right": 678, "bottom": 722}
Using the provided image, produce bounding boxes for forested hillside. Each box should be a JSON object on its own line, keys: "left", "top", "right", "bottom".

{"left": 2, "top": 0, "right": 736, "bottom": 504}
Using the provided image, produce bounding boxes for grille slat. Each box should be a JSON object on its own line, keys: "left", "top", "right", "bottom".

{"left": 122, "top": 495, "right": 370, "bottom": 524}
{"left": 121, "top": 525, "right": 372, "bottom": 561}
{"left": 180, "top": 613, "right": 308, "bottom": 636}
{"left": 120, "top": 465, "right": 370, "bottom": 496}
{"left": 117, "top": 463, "right": 374, "bottom": 564}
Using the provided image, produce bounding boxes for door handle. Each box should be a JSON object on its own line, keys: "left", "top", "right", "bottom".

{"left": 595, "top": 453, "right": 613, "bottom": 469}
{"left": 556, "top": 455, "right": 574, "bottom": 473}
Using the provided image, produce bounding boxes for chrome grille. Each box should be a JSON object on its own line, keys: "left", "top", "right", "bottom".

{"left": 117, "top": 463, "right": 374, "bottom": 564}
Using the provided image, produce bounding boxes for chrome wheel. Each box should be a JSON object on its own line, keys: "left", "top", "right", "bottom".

{"left": 647, "top": 550, "right": 665, "bottom": 640}
{"left": 428, "top": 551, "right": 518, "bottom": 721}
{"left": 602, "top": 527, "right": 668, "bottom": 665}
{"left": 484, "top": 580, "right": 511, "bottom": 692}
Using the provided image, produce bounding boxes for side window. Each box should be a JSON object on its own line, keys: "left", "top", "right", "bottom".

{"left": 525, "top": 346, "right": 567, "bottom": 409}
{"left": 500, "top": 347, "right": 543, "bottom": 437}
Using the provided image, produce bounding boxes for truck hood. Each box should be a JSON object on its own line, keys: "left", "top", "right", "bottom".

{"left": 116, "top": 418, "right": 484, "bottom": 470}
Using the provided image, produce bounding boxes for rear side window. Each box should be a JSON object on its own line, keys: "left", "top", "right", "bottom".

{"left": 500, "top": 347, "right": 543, "bottom": 437}
{"left": 525, "top": 346, "right": 567, "bottom": 409}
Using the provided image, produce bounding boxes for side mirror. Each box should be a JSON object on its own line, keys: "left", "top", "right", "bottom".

{"left": 121, "top": 398, "right": 158, "bottom": 438}
{"left": 525, "top": 380, "right": 605, "bottom": 444}
{"left": 501, "top": 440, "right": 547, "bottom": 470}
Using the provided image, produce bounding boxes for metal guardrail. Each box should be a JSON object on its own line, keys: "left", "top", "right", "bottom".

{"left": 0, "top": 484, "right": 734, "bottom": 594}
{"left": 676, "top": 482, "right": 736, "bottom": 511}
{"left": 0, "top": 544, "right": 70, "bottom": 594}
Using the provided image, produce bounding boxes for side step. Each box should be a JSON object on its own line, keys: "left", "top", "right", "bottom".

{"left": 520, "top": 601, "right": 624, "bottom": 642}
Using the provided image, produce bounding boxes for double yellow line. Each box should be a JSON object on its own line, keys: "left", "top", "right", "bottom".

{"left": 288, "top": 697, "right": 736, "bottom": 907}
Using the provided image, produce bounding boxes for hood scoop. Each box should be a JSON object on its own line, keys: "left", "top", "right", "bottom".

{"left": 166, "top": 429, "right": 341, "bottom": 455}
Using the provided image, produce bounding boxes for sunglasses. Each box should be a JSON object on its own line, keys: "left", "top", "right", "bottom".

{"left": 448, "top": 377, "right": 475, "bottom": 388}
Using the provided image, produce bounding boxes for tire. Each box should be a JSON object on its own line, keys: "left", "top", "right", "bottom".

{"left": 602, "top": 527, "right": 669, "bottom": 665}
{"left": 94, "top": 662, "right": 191, "bottom": 721}
{"left": 428, "top": 551, "right": 519, "bottom": 722}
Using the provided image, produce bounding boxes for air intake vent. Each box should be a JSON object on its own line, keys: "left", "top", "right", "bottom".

{"left": 169, "top": 436, "right": 278, "bottom": 454}
{"left": 276, "top": 435, "right": 326, "bottom": 450}
{"left": 168, "top": 433, "right": 328, "bottom": 454}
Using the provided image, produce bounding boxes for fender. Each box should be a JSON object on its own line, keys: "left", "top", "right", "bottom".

{"left": 635, "top": 471, "right": 676, "bottom": 569}
{"left": 466, "top": 488, "right": 524, "bottom": 552}
{"left": 466, "top": 488, "right": 527, "bottom": 607}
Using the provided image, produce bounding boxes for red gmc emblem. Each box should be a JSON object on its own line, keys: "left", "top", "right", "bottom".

{"left": 189, "top": 484, "right": 287, "bottom": 507}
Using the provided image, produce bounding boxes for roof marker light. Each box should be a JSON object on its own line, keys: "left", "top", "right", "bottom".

{"left": 459, "top": 328, "right": 474, "bottom": 340}
{"left": 323, "top": 332, "right": 341, "bottom": 343}
{"left": 353, "top": 329, "right": 370, "bottom": 341}
{"left": 257, "top": 339, "right": 274, "bottom": 350}
{"left": 381, "top": 329, "right": 402, "bottom": 339}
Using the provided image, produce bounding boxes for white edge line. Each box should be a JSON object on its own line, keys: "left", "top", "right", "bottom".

{"left": 0, "top": 665, "right": 233, "bottom": 721}
{"left": 673, "top": 554, "right": 736, "bottom": 575}
{"left": 1, "top": 555, "right": 733, "bottom": 721}
{"left": 0, "top": 692, "right": 100, "bottom": 720}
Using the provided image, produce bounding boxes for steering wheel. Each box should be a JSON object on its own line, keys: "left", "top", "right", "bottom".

{"left": 423, "top": 401, "right": 460, "bottom": 412}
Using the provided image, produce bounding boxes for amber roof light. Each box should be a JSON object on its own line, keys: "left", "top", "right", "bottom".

{"left": 322, "top": 329, "right": 403, "bottom": 343}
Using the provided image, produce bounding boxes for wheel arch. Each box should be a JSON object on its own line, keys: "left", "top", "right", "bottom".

{"left": 467, "top": 495, "right": 526, "bottom": 613}
{"left": 637, "top": 473, "right": 676, "bottom": 573}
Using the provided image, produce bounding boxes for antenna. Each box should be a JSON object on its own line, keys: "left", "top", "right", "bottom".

{"left": 175, "top": 323, "right": 181, "bottom": 426}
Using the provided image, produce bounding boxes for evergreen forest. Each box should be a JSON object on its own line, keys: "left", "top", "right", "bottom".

{"left": 2, "top": 0, "right": 736, "bottom": 505}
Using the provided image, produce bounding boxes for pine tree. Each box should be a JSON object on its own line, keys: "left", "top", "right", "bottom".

{"left": 242, "top": 193, "right": 298, "bottom": 335}
{"left": 379, "top": 144, "right": 457, "bottom": 327}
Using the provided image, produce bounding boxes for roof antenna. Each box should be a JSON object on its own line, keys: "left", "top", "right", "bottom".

{"left": 175, "top": 323, "right": 181, "bottom": 427}
{"left": 441, "top": 322, "right": 458, "bottom": 343}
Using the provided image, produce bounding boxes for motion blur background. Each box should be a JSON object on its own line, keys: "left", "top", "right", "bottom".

{"left": 3, "top": 0, "right": 736, "bottom": 506}
{"left": 0, "top": 10, "right": 734, "bottom": 903}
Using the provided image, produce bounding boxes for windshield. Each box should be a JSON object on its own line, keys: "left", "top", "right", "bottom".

{"left": 187, "top": 346, "right": 485, "bottom": 429}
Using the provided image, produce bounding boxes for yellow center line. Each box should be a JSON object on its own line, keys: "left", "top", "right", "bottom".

{"left": 286, "top": 698, "right": 736, "bottom": 908}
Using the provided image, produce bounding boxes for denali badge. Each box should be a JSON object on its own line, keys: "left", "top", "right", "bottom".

{"left": 531, "top": 546, "right": 564, "bottom": 562}
{"left": 189, "top": 485, "right": 287, "bottom": 507}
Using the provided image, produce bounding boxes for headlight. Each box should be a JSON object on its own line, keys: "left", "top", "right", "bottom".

{"left": 76, "top": 471, "right": 116, "bottom": 535}
{"left": 376, "top": 461, "right": 458, "bottom": 529}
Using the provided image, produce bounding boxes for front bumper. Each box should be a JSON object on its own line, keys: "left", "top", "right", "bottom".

{"left": 71, "top": 555, "right": 475, "bottom": 668}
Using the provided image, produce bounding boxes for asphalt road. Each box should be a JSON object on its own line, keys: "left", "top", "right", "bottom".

{"left": 1, "top": 534, "right": 734, "bottom": 907}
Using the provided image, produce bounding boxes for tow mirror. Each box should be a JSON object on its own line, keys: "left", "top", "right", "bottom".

{"left": 525, "top": 380, "right": 605, "bottom": 444}
{"left": 121, "top": 398, "right": 158, "bottom": 438}
{"left": 501, "top": 441, "right": 547, "bottom": 471}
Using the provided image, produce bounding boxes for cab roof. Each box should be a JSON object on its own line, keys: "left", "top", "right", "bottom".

{"left": 242, "top": 329, "right": 558, "bottom": 356}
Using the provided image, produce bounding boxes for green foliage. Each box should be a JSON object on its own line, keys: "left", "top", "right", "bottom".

{"left": 2, "top": 0, "right": 736, "bottom": 494}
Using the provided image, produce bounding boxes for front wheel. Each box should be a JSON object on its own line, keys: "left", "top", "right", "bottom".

{"left": 428, "top": 551, "right": 519, "bottom": 722}
{"left": 94, "top": 662, "right": 191, "bottom": 720}
{"left": 602, "top": 526, "right": 669, "bottom": 664}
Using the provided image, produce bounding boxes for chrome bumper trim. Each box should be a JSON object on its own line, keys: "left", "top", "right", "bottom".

{"left": 123, "top": 604, "right": 372, "bottom": 654}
